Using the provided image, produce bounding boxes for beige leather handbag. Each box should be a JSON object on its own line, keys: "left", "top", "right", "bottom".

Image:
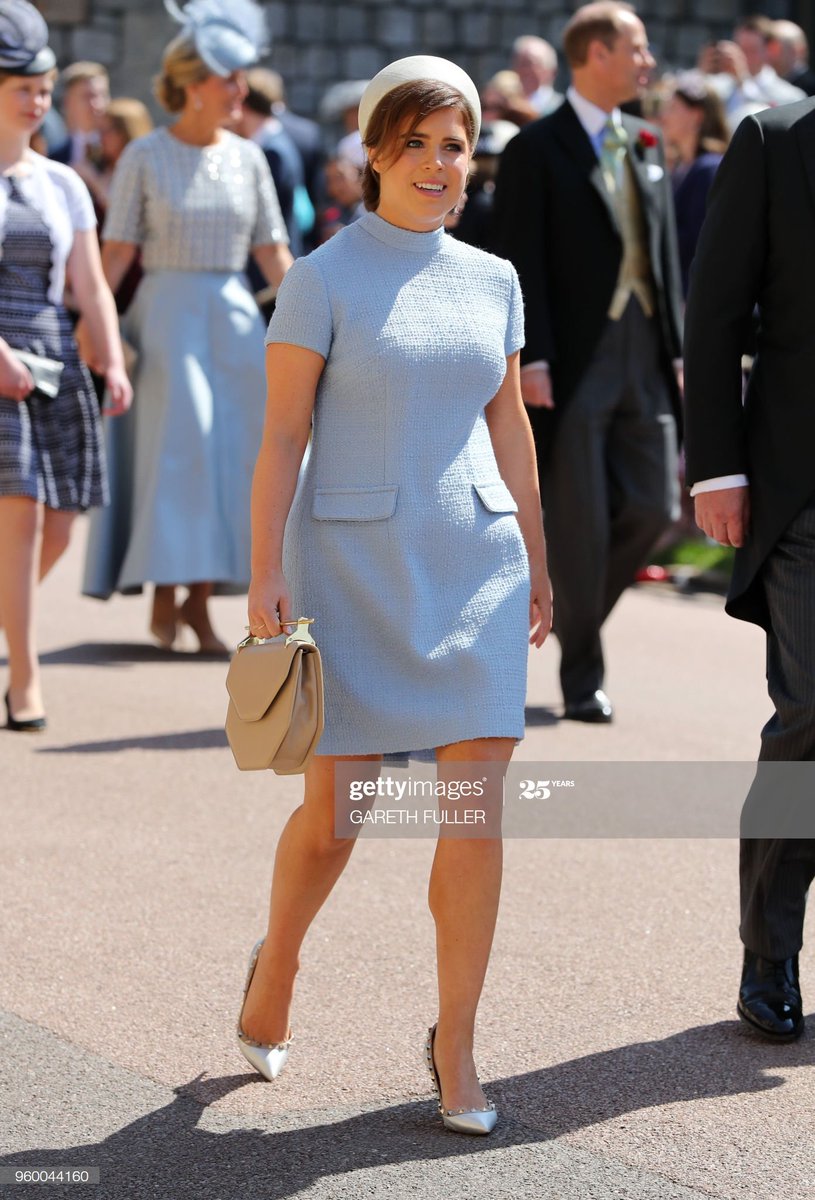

{"left": 225, "top": 618, "right": 324, "bottom": 774}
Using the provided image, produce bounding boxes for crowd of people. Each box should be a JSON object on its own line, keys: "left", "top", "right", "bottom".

{"left": 1, "top": 0, "right": 813, "bottom": 1142}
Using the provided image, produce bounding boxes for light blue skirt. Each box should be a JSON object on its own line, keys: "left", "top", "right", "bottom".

{"left": 83, "top": 270, "right": 267, "bottom": 597}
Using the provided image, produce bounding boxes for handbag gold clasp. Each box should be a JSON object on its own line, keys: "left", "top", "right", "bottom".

{"left": 285, "top": 617, "right": 316, "bottom": 647}
{"left": 237, "top": 617, "right": 315, "bottom": 651}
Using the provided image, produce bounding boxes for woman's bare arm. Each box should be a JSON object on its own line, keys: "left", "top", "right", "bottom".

{"left": 485, "top": 351, "right": 552, "bottom": 647}
{"left": 247, "top": 341, "right": 325, "bottom": 637}
{"left": 68, "top": 231, "right": 132, "bottom": 415}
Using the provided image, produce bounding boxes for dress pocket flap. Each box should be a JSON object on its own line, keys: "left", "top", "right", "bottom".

{"left": 313, "top": 485, "right": 398, "bottom": 521}
{"left": 473, "top": 481, "right": 518, "bottom": 514}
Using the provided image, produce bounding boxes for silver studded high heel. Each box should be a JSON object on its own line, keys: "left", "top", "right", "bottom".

{"left": 424, "top": 1023, "right": 497, "bottom": 1135}
{"left": 236, "top": 939, "right": 293, "bottom": 1081}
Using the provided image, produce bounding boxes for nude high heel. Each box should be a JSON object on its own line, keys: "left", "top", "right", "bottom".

{"left": 424, "top": 1023, "right": 497, "bottom": 1135}
{"left": 236, "top": 940, "right": 293, "bottom": 1081}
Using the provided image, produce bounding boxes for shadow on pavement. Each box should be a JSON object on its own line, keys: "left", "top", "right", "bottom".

{"left": 36, "top": 728, "right": 228, "bottom": 754}
{"left": 2, "top": 1020, "right": 812, "bottom": 1197}
{"left": 0, "top": 642, "right": 230, "bottom": 669}
{"left": 524, "top": 705, "right": 559, "bottom": 727}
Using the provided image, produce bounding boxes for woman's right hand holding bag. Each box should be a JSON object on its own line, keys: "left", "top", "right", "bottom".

{"left": 247, "top": 568, "right": 294, "bottom": 639}
{"left": 0, "top": 339, "right": 33, "bottom": 402}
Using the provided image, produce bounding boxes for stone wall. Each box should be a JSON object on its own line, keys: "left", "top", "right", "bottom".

{"left": 35, "top": 0, "right": 800, "bottom": 120}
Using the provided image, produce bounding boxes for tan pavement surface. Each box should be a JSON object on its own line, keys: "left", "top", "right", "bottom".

{"left": 1, "top": 521, "right": 814, "bottom": 1200}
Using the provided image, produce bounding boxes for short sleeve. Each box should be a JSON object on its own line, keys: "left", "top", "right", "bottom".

{"left": 265, "top": 255, "right": 333, "bottom": 358}
{"left": 250, "top": 142, "right": 288, "bottom": 247}
{"left": 60, "top": 169, "right": 96, "bottom": 232}
{"left": 103, "top": 140, "right": 147, "bottom": 245}
{"left": 504, "top": 263, "right": 525, "bottom": 356}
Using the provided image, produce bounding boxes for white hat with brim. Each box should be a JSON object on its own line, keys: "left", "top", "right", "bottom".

{"left": 358, "top": 55, "right": 481, "bottom": 143}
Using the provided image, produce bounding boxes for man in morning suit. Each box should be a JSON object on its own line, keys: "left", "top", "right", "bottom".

{"left": 493, "top": 1, "right": 683, "bottom": 723}
{"left": 684, "top": 98, "right": 815, "bottom": 1041}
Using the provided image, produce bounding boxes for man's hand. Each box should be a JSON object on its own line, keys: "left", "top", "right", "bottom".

{"left": 694, "top": 485, "right": 750, "bottom": 547}
{"left": 520, "top": 364, "right": 554, "bottom": 409}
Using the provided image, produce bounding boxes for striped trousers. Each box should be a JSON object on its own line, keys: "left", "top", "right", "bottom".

{"left": 741, "top": 496, "right": 815, "bottom": 959}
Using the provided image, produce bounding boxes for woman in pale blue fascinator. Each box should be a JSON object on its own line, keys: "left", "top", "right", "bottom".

{"left": 82, "top": 0, "right": 293, "bottom": 652}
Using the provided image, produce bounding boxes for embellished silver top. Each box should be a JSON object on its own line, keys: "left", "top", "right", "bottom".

{"left": 103, "top": 126, "right": 287, "bottom": 272}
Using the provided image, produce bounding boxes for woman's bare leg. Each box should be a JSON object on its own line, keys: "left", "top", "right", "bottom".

{"left": 39, "top": 508, "right": 76, "bottom": 581}
{"left": 179, "top": 581, "right": 227, "bottom": 654}
{"left": 0, "top": 496, "right": 44, "bottom": 718}
{"left": 429, "top": 736, "right": 513, "bottom": 1113}
{"left": 150, "top": 584, "right": 177, "bottom": 649}
{"left": 239, "top": 753, "right": 380, "bottom": 1044}
{"left": 0, "top": 506, "right": 74, "bottom": 637}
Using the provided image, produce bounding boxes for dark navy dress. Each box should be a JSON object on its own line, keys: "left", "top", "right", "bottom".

{"left": 0, "top": 175, "right": 105, "bottom": 510}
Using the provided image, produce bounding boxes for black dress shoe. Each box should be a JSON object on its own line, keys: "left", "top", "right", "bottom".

{"left": 562, "top": 689, "right": 614, "bottom": 724}
{"left": 737, "top": 949, "right": 804, "bottom": 1041}
{"left": 4, "top": 691, "right": 47, "bottom": 733}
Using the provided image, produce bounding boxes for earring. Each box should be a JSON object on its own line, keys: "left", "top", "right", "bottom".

{"left": 193, "top": 95, "right": 203, "bottom": 112}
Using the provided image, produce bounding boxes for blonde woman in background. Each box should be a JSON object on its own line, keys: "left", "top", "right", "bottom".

{"left": 82, "top": 0, "right": 292, "bottom": 651}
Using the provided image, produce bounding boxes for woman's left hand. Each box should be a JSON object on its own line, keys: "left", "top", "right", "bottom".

{"left": 529, "top": 567, "right": 553, "bottom": 648}
{"left": 102, "top": 365, "right": 133, "bottom": 416}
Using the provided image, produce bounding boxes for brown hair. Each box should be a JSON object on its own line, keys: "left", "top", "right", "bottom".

{"left": 361, "top": 80, "right": 477, "bottom": 211}
{"left": 735, "top": 14, "right": 775, "bottom": 43}
{"left": 562, "top": 1, "right": 636, "bottom": 68}
{"left": 60, "top": 61, "right": 108, "bottom": 91}
{"left": 673, "top": 78, "right": 731, "bottom": 157}
{"left": 104, "top": 97, "right": 153, "bottom": 144}
{"left": 153, "top": 34, "right": 210, "bottom": 113}
{"left": 243, "top": 68, "right": 285, "bottom": 116}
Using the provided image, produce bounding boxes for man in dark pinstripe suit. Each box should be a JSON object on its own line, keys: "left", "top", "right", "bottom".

{"left": 684, "top": 98, "right": 815, "bottom": 1042}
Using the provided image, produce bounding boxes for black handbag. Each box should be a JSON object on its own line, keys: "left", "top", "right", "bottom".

{"left": 15, "top": 350, "right": 64, "bottom": 400}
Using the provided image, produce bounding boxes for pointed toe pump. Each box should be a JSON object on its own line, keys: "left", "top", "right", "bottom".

{"left": 424, "top": 1024, "right": 497, "bottom": 1135}
{"left": 236, "top": 940, "right": 293, "bottom": 1081}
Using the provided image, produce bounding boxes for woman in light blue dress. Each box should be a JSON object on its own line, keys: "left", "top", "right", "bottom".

{"left": 238, "top": 58, "right": 552, "bottom": 1135}
{"left": 82, "top": 1, "right": 292, "bottom": 651}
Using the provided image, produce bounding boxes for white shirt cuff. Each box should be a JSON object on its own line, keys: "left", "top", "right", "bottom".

{"left": 520, "top": 360, "right": 549, "bottom": 375}
{"left": 689, "top": 474, "right": 749, "bottom": 496}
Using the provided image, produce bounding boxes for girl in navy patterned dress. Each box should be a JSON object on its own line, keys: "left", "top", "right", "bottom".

{"left": 0, "top": 1, "right": 130, "bottom": 730}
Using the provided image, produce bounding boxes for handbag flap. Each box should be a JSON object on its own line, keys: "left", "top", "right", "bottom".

{"left": 225, "top": 640, "right": 301, "bottom": 722}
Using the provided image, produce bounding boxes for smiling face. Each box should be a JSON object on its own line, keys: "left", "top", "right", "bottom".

{"left": 187, "top": 69, "right": 248, "bottom": 127}
{"left": 371, "top": 105, "right": 470, "bottom": 232}
{"left": 600, "top": 13, "right": 655, "bottom": 105}
{"left": 0, "top": 72, "right": 54, "bottom": 139}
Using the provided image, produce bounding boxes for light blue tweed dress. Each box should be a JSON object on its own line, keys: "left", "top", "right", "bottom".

{"left": 266, "top": 211, "right": 530, "bottom": 755}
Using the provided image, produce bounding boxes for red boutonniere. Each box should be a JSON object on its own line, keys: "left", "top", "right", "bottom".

{"left": 638, "top": 129, "right": 658, "bottom": 150}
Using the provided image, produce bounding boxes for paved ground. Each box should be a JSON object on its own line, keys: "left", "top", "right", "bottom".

{"left": 2, "top": 523, "right": 813, "bottom": 1200}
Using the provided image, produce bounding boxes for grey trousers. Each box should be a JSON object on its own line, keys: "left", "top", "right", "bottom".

{"left": 740, "top": 496, "right": 815, "bottom": 959}
{"left": 541, "top": 301, "right": 679, "bottom": 703}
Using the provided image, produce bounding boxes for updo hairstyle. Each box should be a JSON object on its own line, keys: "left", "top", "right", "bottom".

{"left": 153, "top": 34, "right": 210, "bottom": 114}
{"left": 361, "top": 80, "right": 477, "bottom": 211}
